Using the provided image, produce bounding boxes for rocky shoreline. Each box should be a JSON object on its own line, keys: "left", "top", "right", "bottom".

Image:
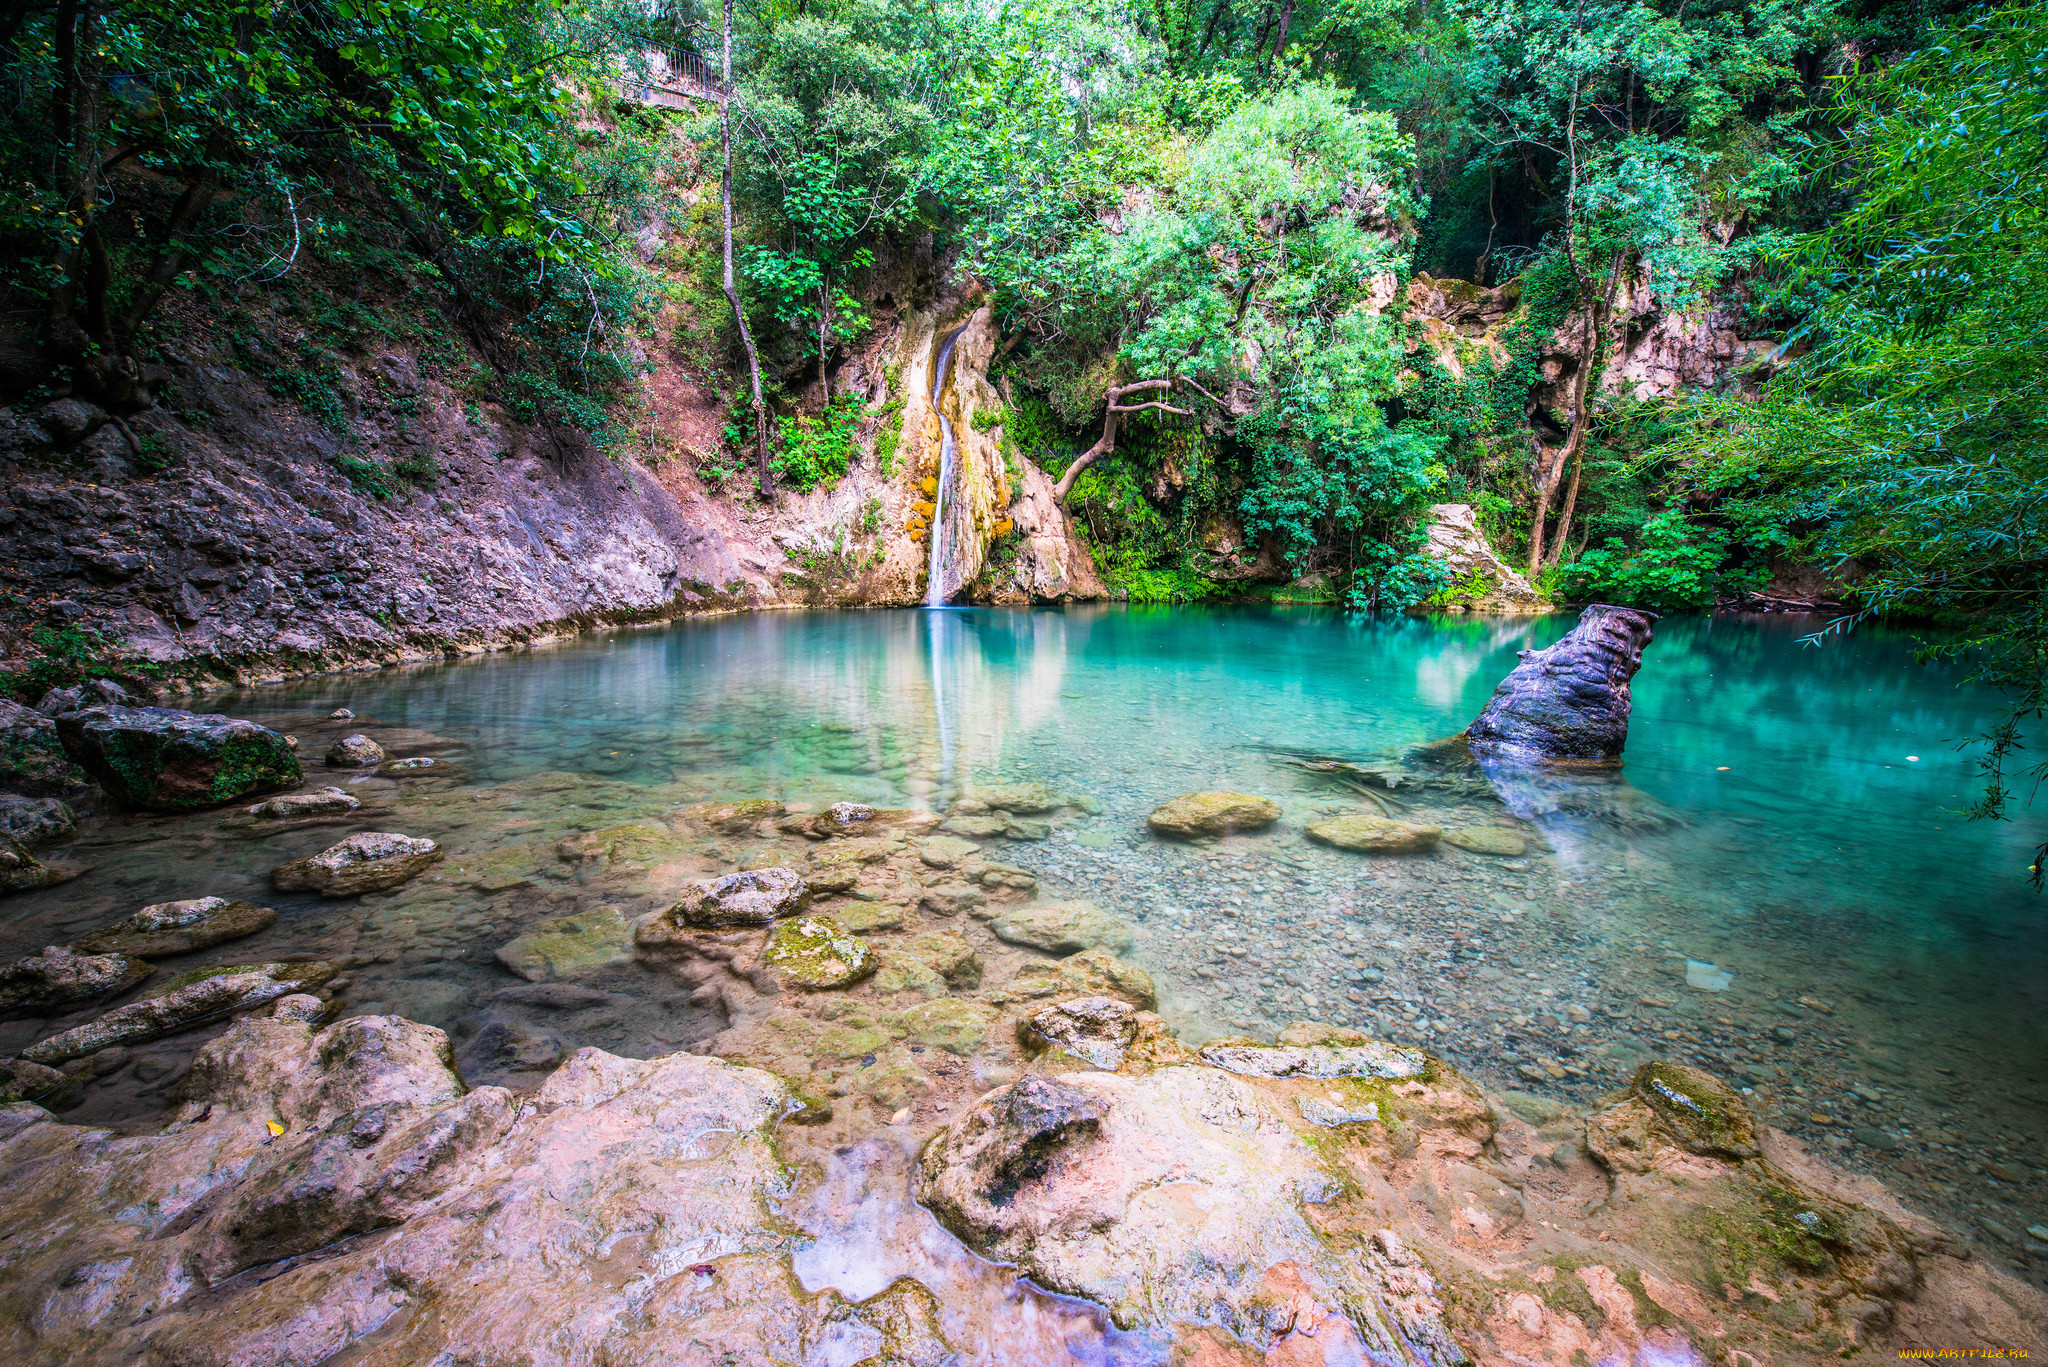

{"left": 1, "top": 991, "right": 2038, "bottom": 1364}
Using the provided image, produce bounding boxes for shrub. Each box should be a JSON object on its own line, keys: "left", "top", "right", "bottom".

{"left": 1557, "top": 508, "right": 1732, "bottom": 610}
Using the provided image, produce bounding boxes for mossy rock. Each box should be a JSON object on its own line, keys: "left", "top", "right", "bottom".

{"left": 873, "top": 950, "right": 947, "bottom": 997}
{"left": 681, "top": 798, "right": 786, "bottom": 834}
{"left": 894, "top": 998, "right": 994, "bottom": 1056}
{"left": 764, "top": 914, "right": 876, "bottom": 989}
{"left": 494, "top": 907, "right": 635, "bottom": 982}
{"left": 1631, "top": 1059, "right": 1758, "bottom": 1159}
{"left": 905, "top": 931, "right": 982, "bottom": 989}
{"left": 1443, "top": 826, "right": 1529, "bottom": 856}
{"left": 1147, "top": 791, "right": 1280, "bottom": 839}
{"left": 1306, "top": 814, "right": 1442, "bottom": 854}
{"left": 55, "top": 705, "right": 301, "bottom": 811}
{"left": 816, "top": 1016, "right": 892, "bottom": 1062}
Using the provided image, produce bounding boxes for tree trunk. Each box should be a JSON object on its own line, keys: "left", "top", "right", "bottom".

{"left": 1052, "top": 412, "right": 1121, "bottom": 501}
{"left": 1526, "top": 249, "right": 1625, "bottom": 575}
{"left": 720, "top": 0, "right": 772, "bottom": 497}
{"left": 1546, "top": 447, "right": 1584, "bottom": 566}
{"left": 1052, "top": 378, "right": 1192, "bottom": 501}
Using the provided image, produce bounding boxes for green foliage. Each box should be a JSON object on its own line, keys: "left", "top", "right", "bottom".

{"left": 6, "top": 625, "right": 108, "bottom": 702}
{"left": 334, "top": 452, "right": 394, "bottom": 498}
{"left": 1674, "top": 4, "right": 2048, "bottom": 871}
{"left": 874, "top": 400, "right": 905, "bottom": 478}
{"left": 773, "top": 394, "right": 864, "bottom": 491}
{"left": 1558, "top": 508, "right": 1757, "bottom": 610}
{"left": 0, "top": 0, "right": 630, "bottom": 401}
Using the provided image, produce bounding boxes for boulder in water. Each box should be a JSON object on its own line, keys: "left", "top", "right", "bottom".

{"left": 0, "top": 944, "right": 153, "bottom": 1015}
{"left": 668, "top": 866, "right": 810, "bottom": 927}
{"left": 272, "top": 832, "right": 441, "bottom": 895}
{"left": 56, "top": 704, "right": 302, "bottom": 810}
{"left": 1466, "top": 604, "right": 1658, "bottom": 764}
{"left": 0, "top": 699, "right": 88, "bottom": 797}
{"left": 990, "top": 901, "right": 1135, "bottom": 955}
{"left": 72, "top": 897, "right": 278, "bottom": 958}
{"left": 1305, "top": 813, "right": 1442, "bottom": 854}
{"left": 248, "top": 785, "right": 361, "bottom": 818}
{"left": 762, "top": 914, "right": 876, "bottom": 989}
{"left": 324, "top": 734, "right": 386, "bottom": 767}
{"left": 1443, "top": 825, "right": 1529, "bottom": 856}
{"left": 0, "top": 794, "right": 75, "bottom": 846}
{"left": 21, "top": 960, "right": 337, "bottom": 1063}
{"left": 1146, "top": 791, "right": 1280, "bottom": 839}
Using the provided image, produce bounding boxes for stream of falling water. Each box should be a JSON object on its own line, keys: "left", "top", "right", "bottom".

{"left": 924, "top": 325, "right": 967, "bottom": 608}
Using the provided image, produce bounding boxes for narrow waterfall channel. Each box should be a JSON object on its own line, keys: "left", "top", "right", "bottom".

{"left": 924, "top": 325, "right": 968, "bottom": 607}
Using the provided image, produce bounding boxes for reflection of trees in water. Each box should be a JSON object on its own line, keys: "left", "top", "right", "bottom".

{"left": 246, "top": 611, "right": 1080, "bottom": 803}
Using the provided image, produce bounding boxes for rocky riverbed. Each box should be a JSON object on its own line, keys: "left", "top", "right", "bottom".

{"left": 1, "top": 613, "right": 2044, "bottom": 1361}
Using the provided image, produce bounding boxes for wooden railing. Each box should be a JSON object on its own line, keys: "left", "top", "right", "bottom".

{"left": 622, "top": 47, "right": 726, "bottom": 107}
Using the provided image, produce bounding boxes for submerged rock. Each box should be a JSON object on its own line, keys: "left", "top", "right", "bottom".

{"left": 324, "top": 733, "right": 386, "bottom": 767}
{"left": 1199, "top": 1033, "right": 1427, "bottom": 1080}
{"left": 894, "top": 997, "right": 995, "bottom": 1055}
{"left": 1146, "top": 790, "right": 1281, "bottom": 838}
{"left": 681, "top": 797, "right": 786, "bottom": 833}
{"left": 0, "top": 794, "right": 75, "bottom": 847}
{"left": 962, "top": 781, "right": 1069, "bottom": 814}
{"left": 1442, "top": 824, "right": 1528, "bottom": 856}
{"left": 72, "top": 896, "right": 277, "bottom": 958}
{"left": 1008, "top": 948, "right": 1157, "bottom": 1010}
{"left": 493, "top": 907, "right": 635, "bottom": 982}
{"left": 55, "top": 704, "right": 302, "bottom": 810}
{"left": 1466, "top": 603, "right": 1659, "bottom": 763}
{"left": 763, "top": 914, "right": 876, "bottom": 989}
{"left": 1019, "top": 997, "right": 1140, "bottom": 1070}
{"left": 248, "top": 785, "right": 361, "bottom": 818}
{"left": 669, "top": 866, "right": 810, "bottom": 927}
{"left": 0, "top": 699, "right": 88, "bottom": 797}
{"left": 21, "top": 959, "right": 335, "bottom": 1062}
{"left": 990, "top": 900, "right": 1135, "bottom": 955}
{"left": 272, "top": 831, "right": 442, "bottom": 895}
{"left": 0, "top": 944, "right": 153, "bottom": 1015}
{"left": 1305, "top": 812, "right": 1443, "bottom": 853}
{"left": 0, "top": 832, "right": 71, "bottom": 893}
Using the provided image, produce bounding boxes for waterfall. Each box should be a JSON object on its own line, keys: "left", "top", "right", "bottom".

{"left": 924, "top": 325, "right": 969, "bottom": 608}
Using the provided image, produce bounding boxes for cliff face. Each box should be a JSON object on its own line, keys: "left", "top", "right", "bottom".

{"left": 0, "top": 350, "right": 769, "bottom": 689}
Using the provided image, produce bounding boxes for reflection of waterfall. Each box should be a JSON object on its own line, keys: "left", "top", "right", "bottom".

{"left": 924, "top": 326, "right": 968, "bottom": 608}
{"left": 923, "top": 607, "right": 955, "bottom": 804}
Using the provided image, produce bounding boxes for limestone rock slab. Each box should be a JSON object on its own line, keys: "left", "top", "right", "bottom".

{"left": 272, "top": 832, "right": 442, "bottom": 895}
{"left": 72, "top": 896, "right": 277, "bottom": 958}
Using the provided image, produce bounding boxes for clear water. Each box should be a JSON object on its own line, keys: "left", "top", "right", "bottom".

{"left": 5, "top": 606, "right": 2043, "bottom": 1279}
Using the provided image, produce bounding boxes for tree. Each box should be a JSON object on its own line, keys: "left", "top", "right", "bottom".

{"left": 1452, "top": 0, "right": 1823, "bottom": 570}
{"left": 3, "top": 0, "right": 617, "bottom": 410}
{"left": 1679, "top": 4, "right": 2048, "bottom": 880}
{"left": 719, "top": 0, "right": 772, "bottom": 494}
